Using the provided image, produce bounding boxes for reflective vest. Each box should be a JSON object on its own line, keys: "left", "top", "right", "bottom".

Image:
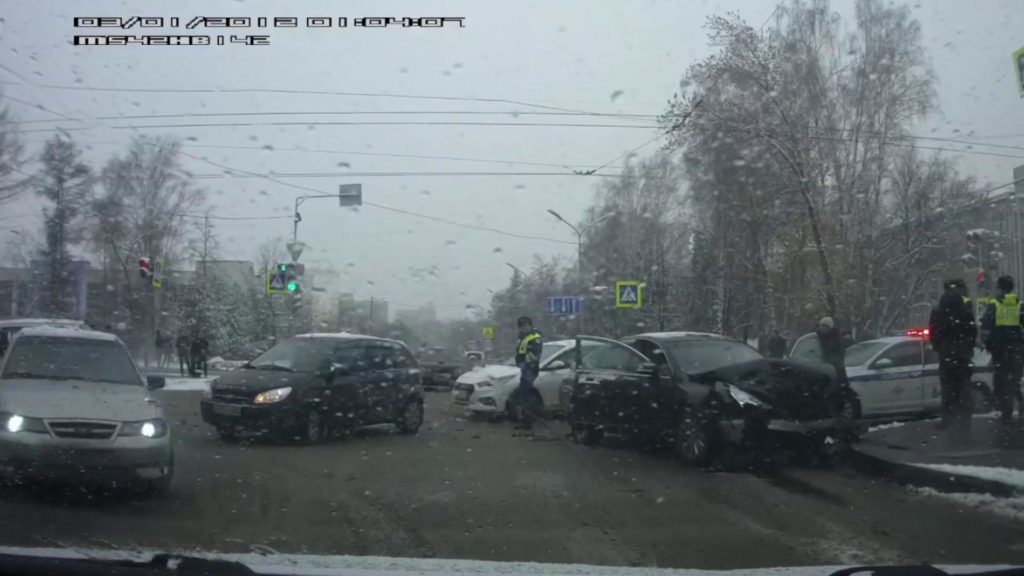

{"left": 517, "top": 332, "right": 540, "bottom": 355}
{"left": 994, "top": 294, "right": 1022, "bottom": 327}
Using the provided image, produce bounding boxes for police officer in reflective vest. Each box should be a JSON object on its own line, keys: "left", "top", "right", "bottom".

{"left": 928, "top": 279, "right": 976, "bottom": 430}
{"left": 980, "top": 275, "right": 1024, "bottom": 424}
{"left": 511, "top": 316, "right": 543, "bottom": 432}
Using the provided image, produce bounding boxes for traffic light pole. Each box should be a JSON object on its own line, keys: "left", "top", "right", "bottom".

{"left": 292, "top": 194, "right": 340, "bottom": 247}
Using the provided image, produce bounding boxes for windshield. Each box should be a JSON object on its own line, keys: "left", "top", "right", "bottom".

{"left": 1, "top": 336, "right": 141, "bottom": 385}
{"left": 844, "top": 341, "right": 893, "bottom": 367}
{"left": 248, "top": 338, "right": 342, "bottom": 372}
{"left": 0, "top": 0, "right": 1016, "bottom": 571}
{"left": 665, "top": 340, "right": 764, "bottom": 374}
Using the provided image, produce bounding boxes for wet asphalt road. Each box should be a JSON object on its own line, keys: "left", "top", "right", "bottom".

{"left": 0, "top": 390, "right": 1021, "bottom": 570}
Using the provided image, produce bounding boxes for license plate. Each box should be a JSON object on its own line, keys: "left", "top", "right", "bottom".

{"left": 213, "top": 404, "right": 242, "bottom": 416}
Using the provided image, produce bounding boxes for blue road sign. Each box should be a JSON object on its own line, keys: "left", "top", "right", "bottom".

{"left": 548, "top": 296, "right": 583, "bottom": 315}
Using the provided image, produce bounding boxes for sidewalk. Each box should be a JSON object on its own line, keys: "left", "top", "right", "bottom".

{"left": 850, "top": 415, "right": 1024, "bottom": 497}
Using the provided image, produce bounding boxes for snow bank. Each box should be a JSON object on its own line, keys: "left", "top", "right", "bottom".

{"left": 911, "top": 463, "right": 1024, "bottom": 490}
{"left": 910, "top": 486, "right": 1024, "bottom": 522}
{"left": 163, "top": 377, "right": 215, "bottom": 392}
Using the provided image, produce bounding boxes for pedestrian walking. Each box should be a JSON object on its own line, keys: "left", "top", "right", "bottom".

{"left": 765, "top": 329, "right": 787, "bottom": 359}
{"left": 980, "top": 276, "right": 1024, "bottom": 430}
{"left": 817, "top": 317, "right": 848, "bottom": 385}
{"left": 928, "top": 279, "right": 977, "bottom": 431}
{"left": 175, "top": 333, "right": 191, "bottom": 377}
{"left": 510, "top": 316, "right": 543, "bottom": 435}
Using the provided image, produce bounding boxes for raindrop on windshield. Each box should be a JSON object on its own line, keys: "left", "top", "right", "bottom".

{"left": 610, "top": 89, "right": 624, "bottom": 102}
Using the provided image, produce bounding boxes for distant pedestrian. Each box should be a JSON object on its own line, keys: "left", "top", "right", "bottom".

{"left": 175, "top": 333, "right": 191, "bottom": 377}
{"left": 928, "top": 279, "right": 976, "bottom": 431}
{"left": 765, "top": 329, "right": 787, "bottom": 359}
{"left": 510, "top": 316, "right": 543, "bottom": 435}
{"left": 817, "top": 317, "right": 848, "bottom": 385}
{"left": 190, "top": 334, "right": 209, "bottom": 378}
{"left": 980, "top": 276, "right": 1024, "bottom": 429}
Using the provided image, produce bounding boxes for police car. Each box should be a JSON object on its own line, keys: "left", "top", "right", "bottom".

{"left": 789, "top": 330, "right": 994, "bottom": 418}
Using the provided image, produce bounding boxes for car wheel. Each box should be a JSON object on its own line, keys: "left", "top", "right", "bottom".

{"left": 397, "top": 400, "right": 424, "bottom": 435}
{"left": 675, "top": 406, "right": 718, "bottom": 466}
{"left": 299, "top": 409, "right": 327, "bottom": 444}
{"left": 572, "top": 424, "right": 603, "bottom": 446}
{"left": 971, "top": 382, "right": 994, "bottom": 414}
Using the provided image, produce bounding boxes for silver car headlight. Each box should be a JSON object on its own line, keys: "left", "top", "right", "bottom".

{"left": 727, "top": 385, "right": 769, "bottom": 409}
{"left": 0, "top": 413, "right": 47, "bottom": 434}
{"left": 120, "top": 418, "right": 168, "bottom": 438}
{"left": 253, "top": 386, "right": 292, "bottom": 404}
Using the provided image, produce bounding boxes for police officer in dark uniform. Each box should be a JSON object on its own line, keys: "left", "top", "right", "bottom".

{"left": 928, "top": 279, "right": 976, "bottom": 431}
{"left": 511, "top": 316, "right": 543, "bottom": 433}
{"left": 980, "top": 276, "right": 1024, "bottom": 427}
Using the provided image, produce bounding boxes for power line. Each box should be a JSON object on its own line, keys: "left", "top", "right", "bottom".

{"left": 0, "top": 80, "right": 625, "bottom": 117}
{"left": 7, "top": 109, "right": 659, "bottom": 125}
{"left": 161, "top": 145, "right": 579, "bottom": 246}
{"left": 183, "top": 213, "right": 292, "bottom": 221}
{"left": 14, "top": 120, "right": 660, "bottom": 134}
{"left": 21, "top": 138, "right": 626, "bottom": 171}
{"left": 188, "top": 170, "right": 621, "bottom": 179}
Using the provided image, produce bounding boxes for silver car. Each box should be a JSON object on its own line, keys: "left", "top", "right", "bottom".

{"left": 0, "top": 326, "right": 173, "bottom": 493}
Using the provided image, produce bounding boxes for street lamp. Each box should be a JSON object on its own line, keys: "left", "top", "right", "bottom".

{"left": 547, "top": 209, "right": 614, "bottom": 332}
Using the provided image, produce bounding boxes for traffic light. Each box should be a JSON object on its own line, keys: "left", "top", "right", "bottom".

{"left": 268, "top": 263, "right": 304, "bottom": 294}
{"left": 139, "top": 257, "right": 152, "bottom": 279}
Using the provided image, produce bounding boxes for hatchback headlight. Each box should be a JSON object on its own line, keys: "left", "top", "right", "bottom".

{"left": 0, "top": 413, "right": 47, "bottom": 433}
{"left": 254, "top": 386, "right": 292, "bottom": 404}
{"left": 727, "top": 385, "right": 769, "bottom": 409}
{"left": 120, "top": 419, "right": 168, "bottom": 438}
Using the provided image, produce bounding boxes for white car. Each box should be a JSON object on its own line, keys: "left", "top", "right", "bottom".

{"left": 452, "top": 339, "right": 594, "bottom": 418}
{"left": 791, "top": 333, "right": 994, "bottom": 418}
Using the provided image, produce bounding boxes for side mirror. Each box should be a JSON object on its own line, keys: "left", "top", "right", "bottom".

{"left": 146, "top": 375, "right": 166, "bottom": 390}
{"left": 873, "top": 358, "right": 893, "bottom": 369}
{"left": 637, "top": 362, "right": 659, "bottom": 377}
{"left": 544, "top": 360, "right": 568, "bottom": 371}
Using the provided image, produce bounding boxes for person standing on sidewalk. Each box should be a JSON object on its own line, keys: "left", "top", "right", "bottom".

{"left": 980, "top": 276, "right": 1024, "bottom": 428}
{"left": 928, "top": 279, "right": 977, "bottom": 431}
{"left": 510, "top": 316, "right": 543, "bottom": 435}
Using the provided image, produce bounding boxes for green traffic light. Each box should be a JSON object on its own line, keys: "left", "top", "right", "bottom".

{"left": 287, "top": 281, "right": 298, "bottom": 292}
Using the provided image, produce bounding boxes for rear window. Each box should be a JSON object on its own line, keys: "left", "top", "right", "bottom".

{"left": 1, "top": 336, "right": 141, "bottom": 385}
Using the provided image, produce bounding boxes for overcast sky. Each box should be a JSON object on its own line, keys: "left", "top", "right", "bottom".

{"left": 0, "top": 0, "right": 1021, "bottom": 319}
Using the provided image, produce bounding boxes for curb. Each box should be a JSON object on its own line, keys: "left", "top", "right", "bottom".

{"left": 848, "top": 444, "right": 1020, "bottom": 498}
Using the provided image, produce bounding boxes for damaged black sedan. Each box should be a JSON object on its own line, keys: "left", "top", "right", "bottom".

{"left": 566, "top": 332, "right": 860, "bottom": 465}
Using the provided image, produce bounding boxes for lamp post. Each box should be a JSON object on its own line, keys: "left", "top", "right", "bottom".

{"left": 546, "top": 209, "right": 613, "bottom": 333}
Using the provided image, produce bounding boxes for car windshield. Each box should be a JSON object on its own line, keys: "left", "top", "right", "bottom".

{"left": 0, "top": 336, "right": 141, "bottom": 385}
{"left": 844, "top": 341, "right": 895, "bottom": 367}
{"left": 248, "top": 338, "right": 341, "bottom": 372}
{"left": 665, "top": 340, "right": 764, "bottom": 375}
{"left": 0, "top": 0, "right": 1017, "bottom": 571}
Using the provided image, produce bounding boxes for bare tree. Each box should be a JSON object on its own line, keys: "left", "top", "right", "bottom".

{"left": 0, "top": 103, "right": 25, "bottom": 209}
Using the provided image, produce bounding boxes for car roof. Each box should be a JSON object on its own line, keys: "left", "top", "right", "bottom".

{"left": 292, "top": 332, "right": 400, "bottom": 345}
{"left": 625, "top": 331, "right": 728, "bottom": 341}
{"left": 14, "top": 325, "right": 119, "bottom": 342}
{"left": 0, "top": 318, "right": 86, "bottom": 329}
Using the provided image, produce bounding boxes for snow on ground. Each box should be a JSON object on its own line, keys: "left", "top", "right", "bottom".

{"left": 207, "top": 356, "right": 247, "bottom": 371}
{"left": 910, "top": 486, "right": 1024, "bottom": 522}
{"left": 911, "top": 463, "right": 1024, "bottom": 490}
{"left": 0, "top": 546, "right": 1010, "bottom": 576}
{"left": 164, "top": 377, "right": 215, "bottom": 392}
{"left": 867, "top": 421, "right": 906, "bottom": 433}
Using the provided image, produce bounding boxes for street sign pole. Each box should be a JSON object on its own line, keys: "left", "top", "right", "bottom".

{"left": 291, "top": 184, "right": 363, "bottom": 253}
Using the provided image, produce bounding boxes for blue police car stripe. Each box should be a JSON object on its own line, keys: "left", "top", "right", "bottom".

{"left": 847, "top": 366, "right": 992, "bottom": 384}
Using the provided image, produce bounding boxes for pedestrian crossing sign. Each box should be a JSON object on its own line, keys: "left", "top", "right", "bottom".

{"left": 615, "top": 280, "right": 643, "bottom": 309}
{"left": 267, "top": 270, "right": 289, "bottom": 294}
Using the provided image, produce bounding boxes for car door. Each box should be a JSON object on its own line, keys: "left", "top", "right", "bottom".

{"left": 862, "top": 341, "right": 925, "bottom": 415}
{"left": 921, "top": 345, "right": 943, "bottom": 412}
{"left": 535, "top": 348, "right": 575, "bottom": 412}
{"left": 572, "top": 336, "right": 654, "bottom": 432}
{"left": 363, "top": 343, "right": 404, "bottom": 424}
{"left": 325, "top": 343, "right": 372, "bottom": 424}
{"left": 627, "top": 338, "right": 683, "bottom": 430}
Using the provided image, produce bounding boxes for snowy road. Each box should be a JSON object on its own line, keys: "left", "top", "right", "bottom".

{"left": 0, "top": 391, "right": 1019, "bottom": 569}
